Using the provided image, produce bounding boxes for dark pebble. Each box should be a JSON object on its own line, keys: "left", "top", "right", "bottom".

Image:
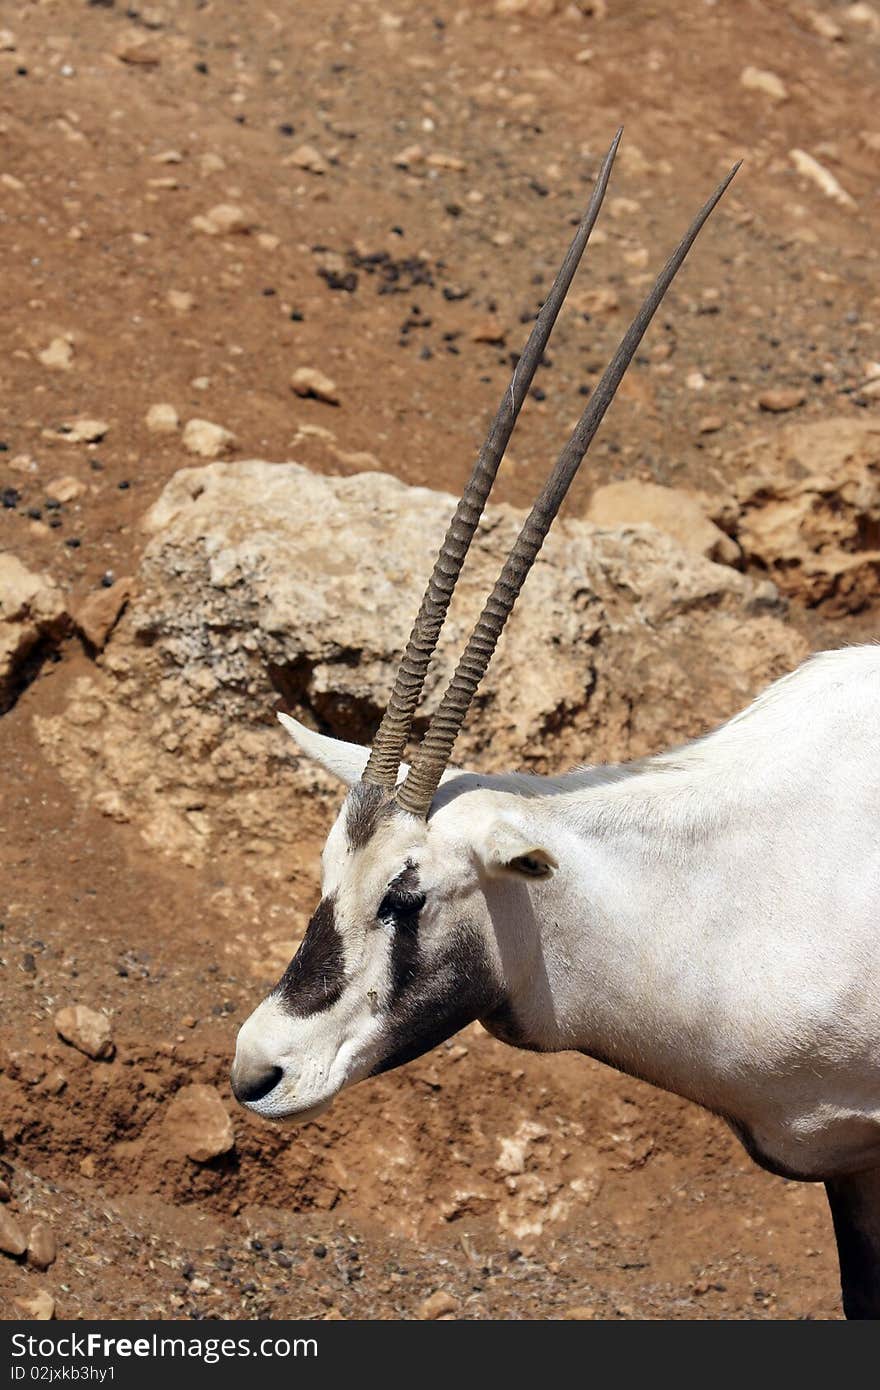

{"left": 0, "top": 442, "right": 8, "bottom": 451}
{"left": 65, "top": 538, "right": 81, "bottom": 549}
{"left": 182, "top": 1263, "right": 195, "bottom": 1280}
{"left": 215, "top": 1254, "right": 234, "bottom": 1272}
{"left": 390, "top": 226, "right": 404, "bottom": 237}
{"left": 289, "top": 310, "right": 304, "bottom": 322}
{"left": 278, "top": 123, "right": 295, "bottom": 137}
{"left": 442, "top": 285, "right": 470, "bottom": 302}
{"left": 276, "top": 1253, "right": 292, "bottom": 1269}
{"left": 21, "top": 953, "right": 36, "bottom": 975}
{"left": 531, "top": 387, "right": 546, "bottom": 402}
{"left": 194, "top": 61, "right": 209, "bottom": 74}
{"left": 101, "top": 572, "right": 115, "bottom": 588}
{"left": 48, "top": 516, "right": 62, "bottom": 530}
{"left": 90, "top": 459, "right": 103, "bottom": 471}
{"left": 117, "top": 480, "right": 130, "bottom": 490}
{"left": 419, "top": 346, "right": 433, "bottom": 360}
{"left": 2, "top": 488, "right": 19, "bottom": 509}
{"left": 313, "top": 1244, "right": 327, "bottom": 1259}
{"left": 27, "top": 507, "right": 42, "bottom": 520}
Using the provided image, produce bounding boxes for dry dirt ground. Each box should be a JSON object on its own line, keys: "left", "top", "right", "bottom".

{"left": 1, "top": 0, "right": 880, "bottom": 1321}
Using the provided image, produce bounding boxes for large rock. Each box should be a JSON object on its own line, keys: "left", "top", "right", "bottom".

{"left": 0, "top": 554, "right": 67, "bottom": 712}
{"left": 34, "top": 461, "right": 806, "bottom": 871}
{"left": 730, "top": 417, "right": 880, "bottom": 612}
{"left": 586, "top": 480, "right": 740, "bottom": 565}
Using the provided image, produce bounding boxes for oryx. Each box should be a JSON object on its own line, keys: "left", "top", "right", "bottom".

{"left": 232, "top": 132, "right": 880, "bottom": 1318}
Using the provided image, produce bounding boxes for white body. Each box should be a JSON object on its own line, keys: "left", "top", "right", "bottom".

{"left": 468, "top": 644, "right": 880, "bottom": 1178}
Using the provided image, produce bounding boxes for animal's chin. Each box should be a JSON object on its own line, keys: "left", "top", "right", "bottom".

{"left": 262, "top": 1096, "right": 335, "bottom": 1127}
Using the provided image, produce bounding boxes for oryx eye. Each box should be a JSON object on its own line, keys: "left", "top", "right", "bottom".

{"left": 377, "top": 887, "right": 426, "bottom": 922}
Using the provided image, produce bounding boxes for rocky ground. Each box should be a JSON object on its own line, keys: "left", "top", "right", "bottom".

{"left": 1, "top": 0, "right": 879, "bottom": 1322}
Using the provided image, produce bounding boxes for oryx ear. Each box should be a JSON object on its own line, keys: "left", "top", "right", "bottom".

{"left": 277, "top": 713, "right": 372, "bottom": 787}
{"left": 476, "top": 815, "right": 558, "bottom": 880}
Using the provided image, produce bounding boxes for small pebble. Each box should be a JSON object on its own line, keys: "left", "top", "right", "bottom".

{"left": 37, "top": 338, "right": 74, "bottom": 371}
{"left": 182, "top": 419, "right": 237, "bottom": 458}
{"left": 58, "top": 418, "right": 108, "bottom": 445}
{"left": 190, "top": 204, "right": 255, "bottom": 236}
{"left": 27, "top": 1221, "right": 57, "bottom": 1271}
{"left": 418, "top": 1290, "right": 459, "bottom": 1320}
{"left": 740, "top": 66, "right": 788, "bottom": 101}
{"left": 46, "top": 476, "right": 85, "bottom": 503}
{"left": 757, "top": 388, "right": 805, "bottom": 412}
{"left": 166, "top": 289, "right": 196, "bottom": 313}
{"left": 0, "top": 1207, "right": 27, "bottom": 1257}
{"left": 54, "top": 1004, "right": 114, "bottom": 1060}
{"left": 284, "top": 144, "right": 328, "bottom": 175}
{"left": 145, "top": 403, "right": 180, "bottom": 434}
{"left": 291, "top": 367, "right": 339, "bottom": 405}
{"left": 14, "top": 1291, "right": 54, "bottom": 1320}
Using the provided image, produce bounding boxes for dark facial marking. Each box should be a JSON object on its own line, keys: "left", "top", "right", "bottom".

{"left": 345, "top": 782, "right": 399, "bottom": 853}
{"left": 372, "top": 923, "right": 503, "bottom": 1076}
{"left": 276, "top": 894, "right": 345, "bottom": 1017}
{"left": 377, "top": 860, "right": 426, "bottom": 997}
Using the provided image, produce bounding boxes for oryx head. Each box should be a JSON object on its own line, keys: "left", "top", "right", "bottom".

{"left": 231, "top": 132, "right": 737, "bottom": 1122}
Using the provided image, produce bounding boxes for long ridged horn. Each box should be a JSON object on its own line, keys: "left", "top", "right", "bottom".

{"left": 397, "top": 162, "right": 741, "bottom": 818}
{"left": 360, "top": 129, "right": 624, "bottom": 791}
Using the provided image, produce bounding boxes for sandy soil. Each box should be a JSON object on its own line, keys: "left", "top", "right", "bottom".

{"left": 1, "top": 0, "right": 879, "bottom": 1320}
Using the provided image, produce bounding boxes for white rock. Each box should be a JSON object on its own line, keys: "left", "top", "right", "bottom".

{"left": 790, "top": 149, "right": 856, "bottom": 208}
{"left": 38, "top": 337, "right": 74, "bottom": 371}
{"left": 166, "top": 289, "right": 195, "bottom": 313}
{"left": 46, "top": 475, "right": 86, "bottom": 503}
{"left": 740, "top": 66, "right": 788, "bottom": 101}
{"left": 290, "top": 367, "right": 340, "bottom": 404}
{"left": 190, "top": 204, "right": 255, "bottom": 236}
{"left": 145, "top": 403, "right": 180, "bottom": 434}
{"left": 58, "top": 418, "right": 108, "bottom": 444}
{"left": 284, "top": 144, "right": 328, "bottom": 175}
{"left": 182, "top": 419, "right": 236, "bottom": 458}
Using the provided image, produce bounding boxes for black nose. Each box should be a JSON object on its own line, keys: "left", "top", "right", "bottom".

{"left": 231, "top": 1063, "right": 283, "bottom": 1104}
